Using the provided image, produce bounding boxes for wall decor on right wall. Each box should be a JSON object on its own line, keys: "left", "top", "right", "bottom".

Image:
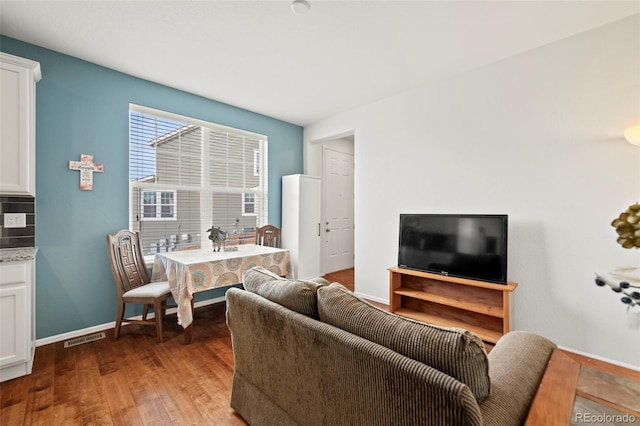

{"left": 594, "top": 203, "right": 640, "bottom": 310}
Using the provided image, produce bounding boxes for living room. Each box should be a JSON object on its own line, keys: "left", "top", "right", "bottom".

{"left": 0, "top": 1, "right": 639, "bottom": 423}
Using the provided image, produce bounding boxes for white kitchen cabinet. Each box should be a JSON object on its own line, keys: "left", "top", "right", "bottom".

{"left": 0, "top": 258, "right": 35, "bottom": 382}
{"left": 0, "top": 53, "right": 41, "bottom": 196}
{"left": 282, "top": 175, "right": 321, "bottom": 279}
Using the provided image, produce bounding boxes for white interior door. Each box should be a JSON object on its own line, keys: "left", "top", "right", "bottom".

{"left": 323, "top": 147, "right": 354, "bottom": 274}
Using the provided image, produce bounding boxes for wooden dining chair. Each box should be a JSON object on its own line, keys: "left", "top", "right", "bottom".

{"left": 255, "top": 225, "right": 281, "bottom": 248}
{"left": 106, "top": 230, "right": 172, "bottom": 343}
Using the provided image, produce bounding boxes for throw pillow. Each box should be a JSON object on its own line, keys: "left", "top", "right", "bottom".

{"left": 242, "top": 266, "right": 327, "bottom": 319}
{"left": 317, "top": 283, "right": 491, "bottom": 401}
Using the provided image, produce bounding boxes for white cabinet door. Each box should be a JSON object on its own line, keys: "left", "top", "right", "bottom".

{"left": 0, "top": 53, "right": 40, "bottom": 196}
{"left": 0, "top": 262, "right": 30, "bottom": 370}
{"left": 282, "top": 175, "right": 321, "bottom": 279}
{"left": 296, "top": 176, "right": 321, "bottom": 279}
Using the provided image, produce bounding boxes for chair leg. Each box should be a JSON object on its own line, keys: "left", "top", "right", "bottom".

{"left": 142, "top": 304, "right": 150, "bottom": 321}
{"left": 154, "top": 299, "right": 164, "bottom": 343}
{"left": 114, "top": 300, "right": 125, "bottom": 339}
{"left": 161, "top": 299, "right": 167, "bottom": 318}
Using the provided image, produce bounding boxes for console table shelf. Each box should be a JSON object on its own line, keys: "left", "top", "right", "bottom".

{"left": 392, "top": 287, "right": 506, "bottom": 317}
{"left": 389, "top": 267, "right": 517, "bottom": 344}
{"left": 392, "top": 308, "right": 504, "bottom": 343}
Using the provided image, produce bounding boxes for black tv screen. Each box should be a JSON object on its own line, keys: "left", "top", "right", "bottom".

{"left": 398, "top": 214, "right": 508, "bottom": 284}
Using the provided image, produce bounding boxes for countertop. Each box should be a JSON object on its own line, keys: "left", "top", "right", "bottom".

{"left": 0, "top": 247, "right": 38, "bottom": 262}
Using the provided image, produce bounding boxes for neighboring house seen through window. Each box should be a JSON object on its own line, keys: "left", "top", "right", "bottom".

{"left": 129, "top": 104, "right": 268, "bottom": 255}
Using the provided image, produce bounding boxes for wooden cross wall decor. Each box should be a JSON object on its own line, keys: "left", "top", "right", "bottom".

{"left": 69, "top": 154, "right": 104, "bottom": 191}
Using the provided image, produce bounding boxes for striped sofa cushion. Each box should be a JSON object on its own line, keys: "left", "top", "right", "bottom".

{"left": 317, "top": 283, "right": 491, "bottom": 401}
{"left": 242, "top": 266, "right": 327, "bottom": 319}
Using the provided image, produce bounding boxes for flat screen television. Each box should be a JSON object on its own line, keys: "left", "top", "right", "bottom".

{"left": 398, "top": 214, "right": 508, "bottom": 284}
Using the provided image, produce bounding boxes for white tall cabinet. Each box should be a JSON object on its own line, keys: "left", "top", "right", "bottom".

{"left": 0, "top": 52, "right": 40, "bottom": 382}
{"left": 281, "top": 175, "right": 321, "bottom": 279}
{"left": 0, "top": 52, "right": 41, "bottom": 196}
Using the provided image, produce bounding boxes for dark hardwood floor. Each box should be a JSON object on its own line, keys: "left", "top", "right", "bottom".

{"left": 0, "top": 302, "right": 246, "bottom": 425}
{"left": 2, "top": 267, "right": 638, "bottom": 425}
{"left": 322, "top": 268, "right": 355, "bottom": 290}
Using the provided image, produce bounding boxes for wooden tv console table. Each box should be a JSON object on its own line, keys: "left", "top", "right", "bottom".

{"left": 388, "top": 267, "right": 517, "bottom": 344}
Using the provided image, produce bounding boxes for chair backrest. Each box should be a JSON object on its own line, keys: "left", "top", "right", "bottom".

{"left": 106, "top": 230, "right": 151, "bottom": 296}
{"left": 256, "top": 225, "right": 281, "bottom": 248}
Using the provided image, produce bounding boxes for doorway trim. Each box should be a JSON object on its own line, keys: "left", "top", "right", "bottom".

{"left": 307, "top": 131, "right": 355, "bottom": 274}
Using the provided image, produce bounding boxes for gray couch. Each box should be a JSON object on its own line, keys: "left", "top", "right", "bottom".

{"left": 226, "top": 267, "right": 556, "bottom": 426}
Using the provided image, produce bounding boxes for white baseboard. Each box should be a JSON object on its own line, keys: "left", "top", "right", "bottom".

{"left": 558, "top": 345, "right": 640, "bottom": 372}
{"left": 353, "top": 291, "right": 388, "bottom": 305}
{"left": 36, "top": 296, "right": 226, "bottom": 347}
{"left": 39, "top": 294, "right": 639, "bottom": 373}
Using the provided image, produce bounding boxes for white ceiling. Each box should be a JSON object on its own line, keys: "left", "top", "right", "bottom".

{"left": 1, "top": 1, "right": 638, "bottom": 126}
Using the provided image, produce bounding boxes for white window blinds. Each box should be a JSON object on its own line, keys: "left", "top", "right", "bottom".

{"left": 129, "top": 104, "right": 268, "bottom": 255}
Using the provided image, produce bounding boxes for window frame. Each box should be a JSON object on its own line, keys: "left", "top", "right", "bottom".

{"left": 140, "top": 189, "right": 177, "bottom": 221}
{"left": 129, "top": 104, "right": 269, "bottom": 257}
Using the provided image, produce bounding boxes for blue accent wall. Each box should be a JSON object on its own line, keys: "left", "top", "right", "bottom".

{"left": 0, "top": 36, "right": 303, "bottom": 339}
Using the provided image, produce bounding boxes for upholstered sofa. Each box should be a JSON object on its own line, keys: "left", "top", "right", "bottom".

{"left": 226, "top": 267, "right": 556, "bottom": 426}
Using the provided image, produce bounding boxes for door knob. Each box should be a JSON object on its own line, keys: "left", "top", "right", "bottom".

{"left": 325, "top": 228, "right": 331, "bottom": 233}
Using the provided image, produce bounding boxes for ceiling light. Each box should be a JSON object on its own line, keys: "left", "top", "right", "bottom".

{"left": 291, "top": 0, "right": 311, "bottom": 14}
{"left": 624, "top": 124, "right": 640, "bottom": 146}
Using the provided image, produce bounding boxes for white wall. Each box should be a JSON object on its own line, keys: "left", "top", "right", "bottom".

{"left": 304, "top": 16, "right": 640, "bottom": 367}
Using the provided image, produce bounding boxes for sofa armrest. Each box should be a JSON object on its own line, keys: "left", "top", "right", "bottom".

{"left": 479, "top": 331, "right": 556, "bottom": 426}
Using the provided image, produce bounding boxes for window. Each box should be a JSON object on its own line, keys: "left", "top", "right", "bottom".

{"left": 243, "top": 193, "right": 256, "bottom": 216}
{"left": 141, "top": 190, "right": 177, "bottom": 220}
{"left": 129, "top": 104, "right": 268, "bottom": 255}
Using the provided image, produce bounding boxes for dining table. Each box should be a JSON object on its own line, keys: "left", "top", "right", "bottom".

{"left": 151, "top": 244, "right": 292, "bottom": 343}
